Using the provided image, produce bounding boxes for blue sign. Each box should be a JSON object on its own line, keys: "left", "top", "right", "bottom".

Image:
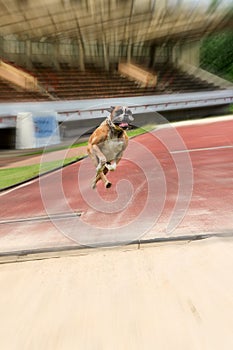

{"left": 33, "top": 115, "right": 57, "bottom": 138}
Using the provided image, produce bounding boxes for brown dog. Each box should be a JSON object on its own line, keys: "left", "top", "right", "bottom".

{"left": 87, "top": 106, "right": 134, "bottom": 189}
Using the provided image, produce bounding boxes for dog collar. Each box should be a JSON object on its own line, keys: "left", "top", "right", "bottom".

{"left": 106, "top": 117, "right": 115, "bottom": 128}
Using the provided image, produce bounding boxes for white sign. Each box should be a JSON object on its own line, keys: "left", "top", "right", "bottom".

{"left": 16, "top": 111, "right": 60, "bottom": 149}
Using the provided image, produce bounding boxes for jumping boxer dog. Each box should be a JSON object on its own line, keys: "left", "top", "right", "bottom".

{"left": 87, "top": 106, "right": 134, "bottom": 189}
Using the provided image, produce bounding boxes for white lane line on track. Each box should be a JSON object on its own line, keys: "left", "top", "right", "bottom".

{"left": 170, "top": 145, "right": 233, "bottom": 154}
{"left": 0, "top": 178, "right": 39, "bottom": 196}
{"left": 170, "top": 115, "right": 233, "bottom": 128}
{"left": 155, "top": 115, "right": 233, "bottom": 131}
{"left": 0, "top": 212, "right": 81, "bottom": 224}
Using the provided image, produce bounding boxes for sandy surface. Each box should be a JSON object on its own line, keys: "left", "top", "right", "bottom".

{"left": 0, "top": 237, "right": 233, "bottom": 350}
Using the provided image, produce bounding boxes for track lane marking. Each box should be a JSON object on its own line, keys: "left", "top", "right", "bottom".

{"left": 170, "top": 145, "right": 233, "bottom": 154}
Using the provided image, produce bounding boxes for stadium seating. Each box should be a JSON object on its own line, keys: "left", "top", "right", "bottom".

{"left": 0, "top": 62, "right": 220, "bottom": 102}
{"left": 32, "top": 62, "right": 220, "bottom": 100}
{"left": 0, "top": 77, "right": 50, "bottom": 102}
{"left": 144, "top": 63, "right": 220, "bottom": 93}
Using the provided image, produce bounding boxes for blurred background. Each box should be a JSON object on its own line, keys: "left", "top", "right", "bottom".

{"left": 0, "top": 0, "right": 233, "bottom": 150}
{"left": 0, "top": 0, "right": 232, "bottom": 80}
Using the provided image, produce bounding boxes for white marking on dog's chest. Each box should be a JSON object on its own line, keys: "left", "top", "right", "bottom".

{"left": 100, "top": 138, "right": 125, "bottom": 161}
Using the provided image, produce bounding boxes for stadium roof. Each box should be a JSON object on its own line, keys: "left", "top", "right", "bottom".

{"left": 0, "top": 0, "right": 232, "bottom": 44}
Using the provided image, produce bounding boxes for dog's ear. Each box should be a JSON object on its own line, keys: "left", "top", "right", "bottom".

{"left": 106, "top": 106, "right": 115, "bottom": 113}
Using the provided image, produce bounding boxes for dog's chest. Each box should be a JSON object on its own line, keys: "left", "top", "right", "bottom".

{"left": 100, "top": 137, "right": 125, "bottom": 161}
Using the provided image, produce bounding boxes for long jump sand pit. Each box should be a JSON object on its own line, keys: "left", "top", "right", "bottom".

{"left": 0, "top": 236, "right": 233, "bottom": 350}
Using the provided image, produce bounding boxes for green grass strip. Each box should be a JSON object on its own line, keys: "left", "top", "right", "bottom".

{"left": 0, "top": 156, "right": 80, "bottom": 190}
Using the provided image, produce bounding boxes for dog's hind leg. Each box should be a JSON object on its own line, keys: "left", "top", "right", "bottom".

{"left": 92, "top": 172, "right": 102, "bottom": 189}
{"left": 88, "top": 144, "right": 112, "bottom": 189}
{"left": 92, "top": 174, "right": 111, "bottom": 189}
{"left": 100, "top": 171, "right": 112, "bottom": 188}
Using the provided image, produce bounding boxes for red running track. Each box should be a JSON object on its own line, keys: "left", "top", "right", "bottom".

{"left": 0, "top": 116, "right": 233, "bottom": 252}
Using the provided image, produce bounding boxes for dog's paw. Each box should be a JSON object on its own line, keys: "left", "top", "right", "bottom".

{"left": 105, "top": 162, "right": 116, "bottom": 171}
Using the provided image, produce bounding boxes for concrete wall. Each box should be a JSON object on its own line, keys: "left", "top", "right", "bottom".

{"left": 58, "top": 104, "right": 231, "bottom": 141}
{"left": 1, "top": 103, "right": 231, "bottom": 149}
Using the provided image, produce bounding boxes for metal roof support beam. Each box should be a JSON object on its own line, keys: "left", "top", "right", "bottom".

{"left": 25, "top": 39, "right": 33, "bottom": 69}
{"left": 78, "top": 39, "right": 85, "bottom": 71}
{"left": 53, "top": 40, "right": 60, "bottom": 69}
{"left": 103, "top": 39, "right": 109, "bottom": 71}
{"left": 127, "top": 39, "right": 132, "bottom": 63}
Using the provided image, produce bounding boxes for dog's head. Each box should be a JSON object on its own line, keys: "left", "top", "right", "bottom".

{"left": 107, "top": 106, "right": 134, "bottom": 129}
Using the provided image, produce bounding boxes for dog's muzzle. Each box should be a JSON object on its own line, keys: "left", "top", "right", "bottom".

{"left": 111, "top": 107, "right": 134, "bottom": 128}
